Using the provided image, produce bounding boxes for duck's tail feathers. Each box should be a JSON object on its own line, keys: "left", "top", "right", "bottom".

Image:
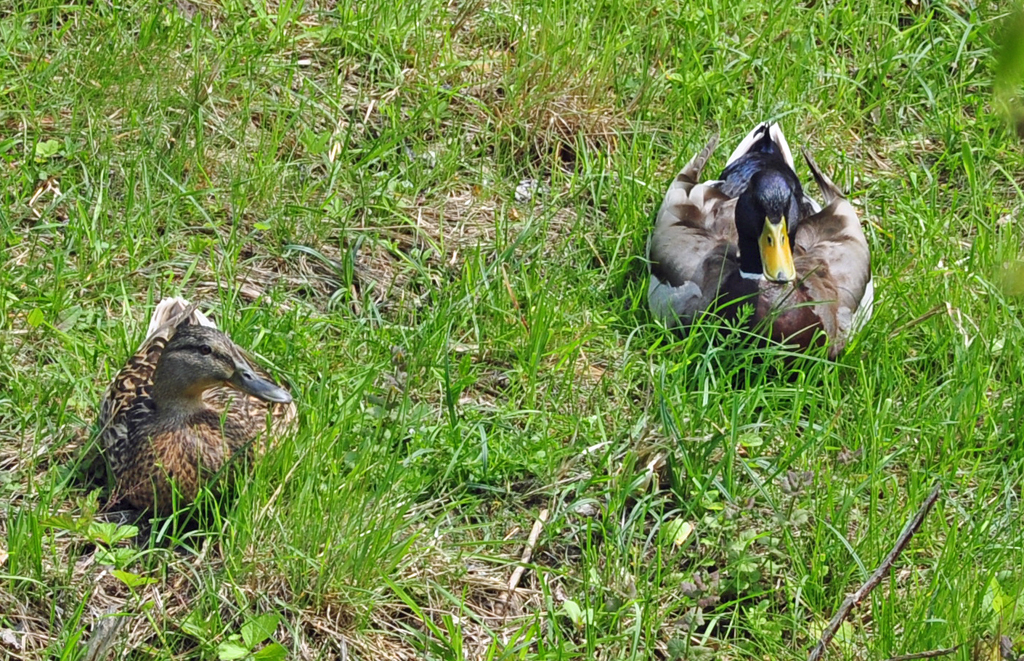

{"left": 725, "top": 122, "right": 796, "bottom": 172}
{"left": 145, "top": 297, "right": 216, "bottom": 338}
{"left": 679, "top": 133, "right": 720, "bottom": 184}
{"left": 801, "top": 147, "right": 844, "bottom": 205}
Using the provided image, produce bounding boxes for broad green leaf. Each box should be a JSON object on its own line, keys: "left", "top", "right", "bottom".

{"left": 180, "top": 611, "right": 212, "bottom": 639}
{"left": 40, "top": 514, "right": 80, "bottom": 532}
{"left": 789, "top": 509, "right": 811, "bottom": 526}
{"left": 981, "top": 574, "right": 1021, "bottom": 622}
{"left": 562, "top": 599, "right": 583, "bottom": 627}
{"left": 112, "top": 569, "right": 158, "bottom": 588}
{"left": 242, "top": 613, "right": 282, "bottom": 649}
{"left": 97, "top": 548, "right": 136, "bottom": 569}
{"left": 253, "top": 643, "right": 287, "bottom": 661}
{"left": 738, "top": 432, "right": 763, "bottom": 448}
{"left": 86, "top": 521, "right": 138, "bottom": 546}
{"left": 34, "top": 139, "right": 60, "bottom": 160}
{"left": 661, "top": 519, "right": 695, "bottom": 548}
{"left": 217, "top": 641, "right": 250, "bottom": 661}
{"left": 984, "top": 574, "right": 1006, "bottom": 617}
{"left": 835, "top": 621, "right": 856, "bottom": 653}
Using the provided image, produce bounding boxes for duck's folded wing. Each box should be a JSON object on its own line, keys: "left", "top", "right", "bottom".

{"left": 648, "top": 136, "right": 740, "bottom": 326}
{"left": 98, "top": 334, "right": 166, "bottom": 472}
{"left": 794, "top": 150, "right": 872, "bottom": 346}
{"left": 99, "top": 298, "right": 218, "bottom": 455}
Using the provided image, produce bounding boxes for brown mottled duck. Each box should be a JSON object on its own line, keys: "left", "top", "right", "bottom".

{"left": 647, "top": 122, "right": 873, "bottom": 357}
{"left": 98, "top": 297, "right": 296, "bottom": 515}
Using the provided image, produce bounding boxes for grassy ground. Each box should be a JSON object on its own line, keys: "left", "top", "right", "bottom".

{"left": 2, "top": 0, "right": 1024, "bottom": 659}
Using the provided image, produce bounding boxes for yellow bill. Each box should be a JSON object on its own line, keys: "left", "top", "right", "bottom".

{"left": 759, "top": 217, "right": 796, "bottom": 282}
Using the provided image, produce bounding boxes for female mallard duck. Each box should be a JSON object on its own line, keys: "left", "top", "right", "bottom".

{"left": 648, "top": 122, "right": 873, "bottom": 357}
{"left": 98, "top": 297, "right": 296, "bottom": 515}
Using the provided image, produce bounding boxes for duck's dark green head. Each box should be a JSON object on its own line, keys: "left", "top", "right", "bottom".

{"left": 735, "top": 168, "right": 802, "bottom": 283}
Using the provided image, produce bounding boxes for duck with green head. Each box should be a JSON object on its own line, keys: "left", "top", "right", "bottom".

{"left": 647, "top": 122, "right": 873, "bottom": 356}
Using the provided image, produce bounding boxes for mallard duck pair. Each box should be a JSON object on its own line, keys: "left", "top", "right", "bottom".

{"left": 648, "top": 122, "right": 873, "bottom": 356}
{"left": 98, "top": 297, "right": 296, "bottom": 516}
{"left": 98, "top": 123, "right": 869, "bottom": 515}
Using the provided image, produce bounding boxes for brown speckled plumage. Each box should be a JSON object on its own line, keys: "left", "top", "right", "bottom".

{"left": 98, "top": 298, "right": 296, "bottom": 515}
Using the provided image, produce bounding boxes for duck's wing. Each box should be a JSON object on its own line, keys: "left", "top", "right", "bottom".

{"left": 792, "top": 149, "right": 873, "bottom": 354}
{"left": 98, "top": 298, "right": 217, "bottom": 468}
{"left": 648, "top": 134, "right": 742, "bottom": 326}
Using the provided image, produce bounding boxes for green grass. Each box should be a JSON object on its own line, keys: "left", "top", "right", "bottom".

{"left": 2, "top": 0, "right": 1024, "bottom": 659}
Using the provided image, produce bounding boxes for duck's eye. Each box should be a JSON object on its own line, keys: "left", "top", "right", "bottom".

{"left": 199, "top": 344, "right": 212, "bottom": 356}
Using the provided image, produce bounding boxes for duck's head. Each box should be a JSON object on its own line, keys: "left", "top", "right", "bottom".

{"left": 152, "top": 324, "right": 292, "bottom": 412}
{"left": 735, "top": 169, "right": 801, "bottom": 283}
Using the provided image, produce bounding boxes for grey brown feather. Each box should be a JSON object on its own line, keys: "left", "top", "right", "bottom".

{"left": 648, "top": 135, "right": 742, "bottom": 325}
{"left": 648, "top": 124, "right": 872, "bottom": 356}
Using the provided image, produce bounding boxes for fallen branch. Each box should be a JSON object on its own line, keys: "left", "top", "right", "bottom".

{"left": 503, "top": 508, "right": 549, "bottom": 613}
{"left": 808, "top": 482, "right": 942, "bottom": 661}
{"left": 884, "top": 646, "right": 959, "bottom": 661}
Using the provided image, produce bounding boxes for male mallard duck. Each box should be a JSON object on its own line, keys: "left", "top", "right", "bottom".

{"left": 98, "top": 297, "right": 296, "bottom": 515}
{"left": 647, "top": 122, "right": 873, "bottom": 357}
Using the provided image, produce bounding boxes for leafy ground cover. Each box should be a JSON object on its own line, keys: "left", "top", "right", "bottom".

{"left": 2, "top": 0, "right": 1023, "bottom": 659}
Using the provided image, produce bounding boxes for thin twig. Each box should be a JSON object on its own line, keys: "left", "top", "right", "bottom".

{"left": 503, "top": 508, "right": 549, "bottom": 612}
{"left": 808, "top": 482, "right": 942, "bottom": 661}
{"left": 884, "top": 646, "right": 959, "bottom": 661}
{"left": 888, "top": 305, "right": 944, "bottom": 339}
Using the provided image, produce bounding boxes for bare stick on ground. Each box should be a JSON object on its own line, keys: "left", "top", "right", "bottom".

{"left": 503, "top": 508, "right": 549, "bottom": 614}
{"left": 808, "top": 482, "right": 942, "bottom": 661}
{"left": 884, "top": 646, "right": 959, "bottom": 661}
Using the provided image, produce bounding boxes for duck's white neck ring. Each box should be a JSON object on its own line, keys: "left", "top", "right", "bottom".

{"left": 738, "top": 270, "right": 762, "bottom": 281}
